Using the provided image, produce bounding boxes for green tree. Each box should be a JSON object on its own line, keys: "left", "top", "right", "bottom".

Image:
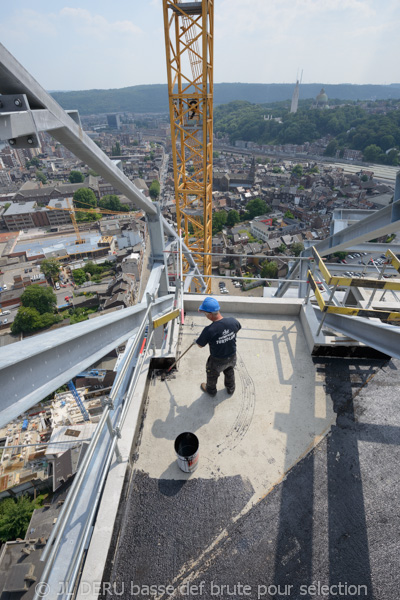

{"left": 245, "top": 197, "right": 269, "bottom": 219}
{"left": 36, "top": 170, "right": 47, "bottom": 184}
{"left": 149, "top": 180, "right": 160, "bottom": 201}
{"left": 324, "top": 140, "right": 338, "bottom": 157}
{"left": 292, "top": 164, "right": 303, "bottom": 178}
{"left": 334, "top": 251, "right": 347, "bottom": 260}
{"left": 385, "top": 149, "right": 399, "bottom": 166}
{"left": 72, "top": 269, "right": 87, "bottom": 285}
{"left": 21, "top": 285, "right": 57, "bottom": 314}
{"left": 75, "top": 211, "right": 101, "bottom": 222}
{"left": 11, "top": 307, "right": 41, "bottom": 334}
{"left": 3, "top": 202, "right": 11, "bottom": 212}
{"left": 213, "top": 151, "right": 220, "bottom": 158}
{"left": 69, "top": 170, "right": 85, "bottom": 183}
{"left": 83, "top": 261, "right": 102, "bottom": 276}
{"left": 363, "top": 144, "right": 383, "bottom": 162}
{"left": 27, "top": 156, "right": 41, "bottom": 168}
{"left": 73, "top": 187, "right": 97, "bottom": 210}
{"left": 291, "top": 242, "right": 304, "bottom": 257}
{"left": 40, "top": 258, "right": 60, "bottom": 281}
{"left": 111, "top": 141, "right": 121, "bottom": 156}
{"left": 212, "top": 211, "right": 227, "bottom": 234}
{"left": 0, "top": 496, "right": 35, "bottom": 542}
{"left": 99, "top": 195, "right": 123, "bottom": 212}
{"left": 284, "top": 210, "right": 294, "bottom": 219}
{"left": 226, "top": 210, "right": 240, "bottom": 227}
{"left": 261, "top": 260, "right": 278, "bottom": 279}
{"left": 278, "top": 243, "right": 287, "bottom": 253}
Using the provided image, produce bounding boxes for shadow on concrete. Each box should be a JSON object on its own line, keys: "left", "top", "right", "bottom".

{"left": 151, "top": 380, "right": 228, "bottom": 441}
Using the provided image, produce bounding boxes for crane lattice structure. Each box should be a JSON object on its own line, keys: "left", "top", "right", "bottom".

{"left": 163, "top": 0, "right": 214, "bottom": 292}
{"left": 47, "top": 198, "right": 142, "bottom": 246}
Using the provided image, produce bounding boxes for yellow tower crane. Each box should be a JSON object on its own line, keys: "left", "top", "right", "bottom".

{"left": 163, "top": 0, "right": 214, "bottom": 292}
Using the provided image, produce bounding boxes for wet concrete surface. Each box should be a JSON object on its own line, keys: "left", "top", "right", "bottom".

{"left": 101, "top": 356, "right": 400, "bottom": 600}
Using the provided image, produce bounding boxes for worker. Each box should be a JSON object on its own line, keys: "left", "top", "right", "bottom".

{"left": 196, "top": 297, "right": 241, "bottom": 397}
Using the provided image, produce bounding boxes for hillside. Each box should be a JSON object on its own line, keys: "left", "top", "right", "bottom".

{"left": 51, "top": 83, "right": 400, "bottom": 115}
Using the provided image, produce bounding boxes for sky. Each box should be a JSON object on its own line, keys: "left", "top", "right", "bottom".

{"left": 0, "top": 0, "right": 398, "bottom": 91}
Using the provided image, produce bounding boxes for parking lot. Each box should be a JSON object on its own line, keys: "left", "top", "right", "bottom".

{"left": 211, "top": 276, "right": 264, "bottom": 298}
{"left": 337, "top": 252, "right": 394, "bottom": 278}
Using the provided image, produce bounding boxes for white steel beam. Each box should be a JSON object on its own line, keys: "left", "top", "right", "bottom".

{"left": 305, "top": 197, "right": 400, "bottom": 258}
{"left": 0, "top": 295, "right": 174, "bottom": 429}
{"left": 314, "top": 307, "right": 400, "bottom": 359}
{"left": 0, "top": 44, "right": 157, "bottom": 215}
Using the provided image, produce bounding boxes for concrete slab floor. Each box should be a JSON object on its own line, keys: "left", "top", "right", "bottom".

{"left": 136, "top": 311, "right": 336, "bottom": 506}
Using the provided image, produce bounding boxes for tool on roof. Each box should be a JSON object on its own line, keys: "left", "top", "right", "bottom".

{"left": 166, "top": 341, "right": 196, "bottom": 373}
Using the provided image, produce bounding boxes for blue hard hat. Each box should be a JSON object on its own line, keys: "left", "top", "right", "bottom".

{"left": 198, "top": 297, "right": 220, "bottom": 312}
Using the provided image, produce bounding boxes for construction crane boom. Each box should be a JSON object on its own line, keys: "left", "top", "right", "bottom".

{"left": 163, "top": 0, "right": 214, "bottom": 292}
{"left": 46, "top": 197, "right": 143, "bottom": 245}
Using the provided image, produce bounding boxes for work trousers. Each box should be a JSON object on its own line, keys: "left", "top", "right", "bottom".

{"left": 205, "top": 354, "right": 237, "bottom": 395}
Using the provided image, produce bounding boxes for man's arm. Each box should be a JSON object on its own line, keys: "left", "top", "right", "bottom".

{"left": 196, "top": 326, "right": 209, "bottom": 348}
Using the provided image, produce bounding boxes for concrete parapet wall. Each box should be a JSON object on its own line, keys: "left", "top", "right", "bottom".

{"left": 183, "top": 294, "right": 303, "bottom": 315}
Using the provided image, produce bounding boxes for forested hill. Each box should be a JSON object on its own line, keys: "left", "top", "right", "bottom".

{"left": 214, "top": 102, "right": 400, "bottom": 165}
{"left": 51, "top": 83, "right": 400, "bottom": 115}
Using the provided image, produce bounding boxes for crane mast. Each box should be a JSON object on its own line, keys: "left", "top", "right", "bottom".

{"left": 163, "top": 0, "right": 214, "bottom": 292}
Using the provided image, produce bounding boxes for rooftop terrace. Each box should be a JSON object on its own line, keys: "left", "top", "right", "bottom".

{"left": 74, "top": 302, "right": 400, "bottom": 600}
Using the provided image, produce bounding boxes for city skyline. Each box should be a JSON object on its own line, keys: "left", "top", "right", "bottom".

{"left": 0, "top": 0, "right": 398, "bottom": 92}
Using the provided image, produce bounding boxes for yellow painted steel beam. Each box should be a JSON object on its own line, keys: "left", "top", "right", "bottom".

{"left": 386, "top": 249, "right": 400, "bottom": 273}
{"left": 307, "top": 270, "right": 325, "bottom": 311}
{"left": 152, "top": 309, "right": 180, "bottom": 329}
{"left": 311, "top": 247, "right": 331, "bottom": 283}
{"left": 329, "top": 275, "right": 400, "bottom": 290}
{"left": 324, "top": 305, "right": 400, "bottom": 321}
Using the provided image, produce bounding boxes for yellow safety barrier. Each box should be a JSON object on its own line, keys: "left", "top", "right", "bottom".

{"left": 152, "top": 309, "right": 180, "bottom": 329}
{"left": 311, "top": 247, "right": 400, "bottom": 291}
{"left": 307, "top": 270, "right": 400, "bottom": 321}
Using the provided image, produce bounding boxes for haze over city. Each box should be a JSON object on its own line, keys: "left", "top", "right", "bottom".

{"left": 0, "top": 0, "right": 398, "bottom": 91}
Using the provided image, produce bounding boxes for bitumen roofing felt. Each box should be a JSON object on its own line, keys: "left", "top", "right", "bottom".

{"left": 100, "top": 357, "right": 399, "bottom": 600}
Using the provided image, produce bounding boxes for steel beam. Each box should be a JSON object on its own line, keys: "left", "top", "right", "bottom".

{"left": 0, "top": 43, "right": 205, "bottom": 290}
{"left": 313, "top": 307, "right": 400, "bottom": 359}
{"left": 0, "top": 295, "right": 174, "bottom": 429}
{"left": 0, "top": 43, "right": 157, "bottom": 216}
{"left": 274, "top": 259, "right": 301, "bottom": 298}
{"left": 303, "top": 197, "right": 400, "bottom": 258}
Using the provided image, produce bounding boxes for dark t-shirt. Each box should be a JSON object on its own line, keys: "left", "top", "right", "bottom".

{"left": 196, "top": 317, "right": 241, "bottom": 359}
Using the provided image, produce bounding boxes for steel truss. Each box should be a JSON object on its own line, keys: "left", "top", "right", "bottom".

{"left": 163, "top": 0, "right": 214, "bottom": 291}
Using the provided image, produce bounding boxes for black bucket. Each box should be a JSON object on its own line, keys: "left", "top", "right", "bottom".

{"left": 174, "top": 432, "right": 199, "bottom": 473}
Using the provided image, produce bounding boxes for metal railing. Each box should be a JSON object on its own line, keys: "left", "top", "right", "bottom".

{"left": 32, "top": 298, "right": 158, "bottom": 600}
